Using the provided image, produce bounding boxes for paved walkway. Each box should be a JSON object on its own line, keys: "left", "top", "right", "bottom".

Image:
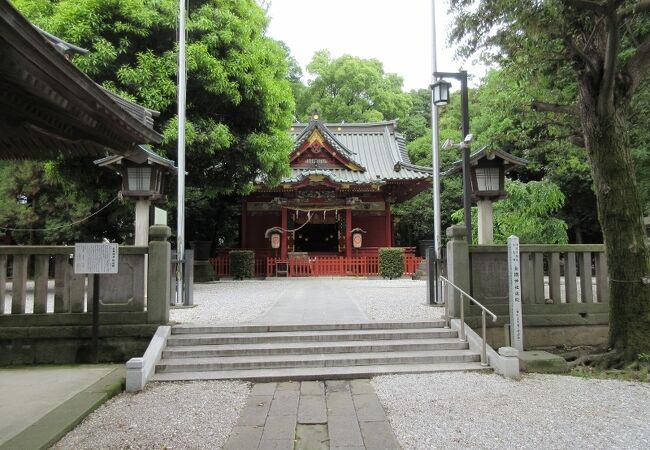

{"left": 0, "top": 365, "right": 124, "bottom": 450}
{"left": 231, "top": 281, "right": 405, "bottom": 448}
{"left": 224, "top": 380, "right": 399, "bottom": 450}
{"left": 251, "top": 279, "right": 370, "bottom": 324}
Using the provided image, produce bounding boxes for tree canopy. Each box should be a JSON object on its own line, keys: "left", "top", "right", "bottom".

{"left": 448, "top": 0, "right": 650, "bottom": 359}
{"left": 7, "top": 0, "right": 295, "bottom": 244}
{"left": 295, "top": 50, "right": 411, "bottom": 123}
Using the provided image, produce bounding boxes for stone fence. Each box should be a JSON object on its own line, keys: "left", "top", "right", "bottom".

{"left": 445, "top": 225, "right": 609, "bottom": 350}
{"left": 0, "top": 225, "right": 171, "bottom": 364}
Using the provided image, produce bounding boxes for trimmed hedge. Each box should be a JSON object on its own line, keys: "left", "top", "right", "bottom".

{"left": 379, "top": 248, "right": 404, "bottom": 279}
{"left": 229, "top": 250, "right": 254, "bottom": 279}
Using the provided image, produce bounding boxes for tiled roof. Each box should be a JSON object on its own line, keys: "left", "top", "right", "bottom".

{"left": 286, "top": 121, "right": 432, "bottom": 185}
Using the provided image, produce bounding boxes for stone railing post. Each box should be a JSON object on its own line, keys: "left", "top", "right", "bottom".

{"left": 446, "top": 225, "right": 470, "bottom": 318}
{"left": 147, "top": 225, "right": 171, "bottom": 324}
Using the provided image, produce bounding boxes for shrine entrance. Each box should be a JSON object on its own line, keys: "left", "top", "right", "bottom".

{"left": 295, "top": 223, "right": 338, "bottom": 253}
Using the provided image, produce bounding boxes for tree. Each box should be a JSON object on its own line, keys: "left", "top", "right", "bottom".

{"left": 450, "top": 0, "right": 650, "bottom": 360}
{"left": 296, "top": 50, "right": 411, "bottom": 122}
{"left": 470, "top": 68, "right": 602, "bottom": 243}
{"left": 0, "top": 160, "right": 132, "bottom": 244}
{"left": 12, "top": 0, "right": 295, "bottom": 244}
{"left": 452, "top": 180, "right": 569, "bottom": 244}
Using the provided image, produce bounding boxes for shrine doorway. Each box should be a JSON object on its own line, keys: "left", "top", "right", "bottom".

{"left": 295, "top": 223, "right": 338, "bottom": 252}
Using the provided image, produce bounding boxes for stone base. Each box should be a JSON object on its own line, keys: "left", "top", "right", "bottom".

{"left": 518, "top": 350, "right": 569, "bottom": 374}
{"left": 0, "top": 324, "right": 158, "bottom": 365}
{"left": 193, "top": 260, "right": 215, "bottom": 282}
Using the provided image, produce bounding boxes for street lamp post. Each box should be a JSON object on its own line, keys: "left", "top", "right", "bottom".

{"left": 432, "top": 70, "right": 472, "bottom": 245}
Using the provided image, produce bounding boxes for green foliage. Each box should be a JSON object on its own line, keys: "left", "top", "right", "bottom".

{"left": 295, "top": 50, "right": 411, "bottom": 123}
{"left": 451, "top": 180, "right": 568, "bottom": 244}
{"left": 12, "top": 0, "right": 296, "bottom": 244}
{"left": 229, "top": 250, "right": 254, "bottom": 279}
{"left": 378, "top": 248, "right": 404, "bottom": 279}
{"left": 0, "top": 161, "right": 132, "bottom": 244}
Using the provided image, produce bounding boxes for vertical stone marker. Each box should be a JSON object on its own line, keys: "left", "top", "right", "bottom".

{"left": 507, "top": 235, "right": 524, "bottom": 352}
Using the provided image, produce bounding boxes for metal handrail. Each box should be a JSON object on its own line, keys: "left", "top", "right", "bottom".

{"left": 439, "top": 275, "right": 497, "bottom": 366}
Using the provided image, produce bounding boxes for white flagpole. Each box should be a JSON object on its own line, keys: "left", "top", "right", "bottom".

{"left": 176, "top": 0, "right": 187, "bottom": 305}
{"left": 430, "top": 0, "right": 443, "bottom": 304}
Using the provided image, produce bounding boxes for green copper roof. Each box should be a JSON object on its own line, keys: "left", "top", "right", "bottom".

{"left": 286, "top": 120, "right": 432, "bottom": 185}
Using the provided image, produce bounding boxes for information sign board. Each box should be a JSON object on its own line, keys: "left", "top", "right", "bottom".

{"left": 74, "top": 243, "right": 119, "bottom": 274}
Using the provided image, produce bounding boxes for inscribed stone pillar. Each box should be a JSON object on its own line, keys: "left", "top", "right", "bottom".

{"left": 147, "top": 225, "right": 171, "bottom": 324}
{"left": 446, "top": 225, "right": 470, "bottom": 318}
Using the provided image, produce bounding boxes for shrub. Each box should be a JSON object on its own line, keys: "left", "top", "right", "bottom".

{"left": 229, "top": 250, "right": 254, "bottom": 280}
{"left": 379, "top": 248, "right": 404, "bottom": 279}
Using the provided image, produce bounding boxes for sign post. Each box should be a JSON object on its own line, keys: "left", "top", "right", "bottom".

{"left": 507, "top": 236, "right": 524, "bottom": 352}
{"left": 74, "top": 243, "right": 119, "bottom": 363}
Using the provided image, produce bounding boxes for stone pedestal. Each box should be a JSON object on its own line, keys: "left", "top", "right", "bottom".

{"left": 518, "top": 350, "right": 569, "bottom": 374}
{"left": 193, "top": 260, "right": 215, "bottom": 282}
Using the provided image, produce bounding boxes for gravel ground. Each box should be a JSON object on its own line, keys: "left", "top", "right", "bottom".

{"left": 170, "top": 278, "right": 441, "bottom": 324}
{"left": 349, "top": 279, "right": 445, "bottom": 321}
{"left": 170, "top": 281, "right": 287, "bottom": 324}
{"left": 373, "top": 372, "right": 650, "bottom": 450}
{"left": 52, "top": 380, "right": 249, "bottom": 450}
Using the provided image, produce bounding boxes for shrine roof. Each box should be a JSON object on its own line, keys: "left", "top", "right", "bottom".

{"left": 0, "top": 2, "right": 162, "bottom": 160}
{"left": 285, "top": 120, "right": 432, "bottom": 185}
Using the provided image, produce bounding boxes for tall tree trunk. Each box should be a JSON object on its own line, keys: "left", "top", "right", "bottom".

{"left": 579, "top": 86, "right": 650, "bottom": 360}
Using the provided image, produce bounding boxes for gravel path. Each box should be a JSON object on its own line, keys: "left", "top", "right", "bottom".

{"left": 350, "top": 279, "right": 444, "bottom": 321}
{"left": 170, "top": 281, "right": 288, "bottom": 324}
{"left": 170, "top": 279, "right": 441, "bottom": 324}
{"left": 52, "top": 381, "right": 249, "bottom": 450}
{"left": 373, "top": 372, "right": 650, "bottom": 450}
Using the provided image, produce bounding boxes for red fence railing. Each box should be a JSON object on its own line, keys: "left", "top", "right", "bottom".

{"left": 209, "top": 252, "right": 422, "bottom": 278}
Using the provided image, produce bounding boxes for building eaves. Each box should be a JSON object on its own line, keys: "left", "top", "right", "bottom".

{"left": 0, "top": 2, "right": 162, "bottom": 160}
{"left": 446, "top": 145, "right": 529, "bottom": 175}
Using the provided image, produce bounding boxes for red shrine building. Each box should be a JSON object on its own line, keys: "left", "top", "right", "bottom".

{"left": 240, "top": 116, "right": 432, "bottom": 260}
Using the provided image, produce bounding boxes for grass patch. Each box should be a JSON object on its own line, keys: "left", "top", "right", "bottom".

{"left": 569, "top": 365, "right": 650, "bottom": 382}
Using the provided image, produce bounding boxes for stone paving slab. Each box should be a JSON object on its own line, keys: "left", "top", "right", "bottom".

{"left": 223, "top": 426, "right": 263, "bottom": 450}
{"left": 300, "top": 380, "right": 324, "bottom": 396}
{"left": 252, "top": 382, "right": 278, "bottom": 396}
{"left": 295, "top": 424, "right": 329, "bottom": 450}
{"left": 328, "top": 415, "right": 364, "bottom": 447}
{"left": 352, "top": 394, "right": 388, "bottom": 422}
{"left": 298, "top": 395, "right": 327, "bottom": 424}
{"left": 224, "top": 379, "right": 400, "bottom": 449}
{"left": 262, "top": 415, "right": 297, "bottom": 441}
{"left": 358, "top": 420, "right": 400, "bottom": 450}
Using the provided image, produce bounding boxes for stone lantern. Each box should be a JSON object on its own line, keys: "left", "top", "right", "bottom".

{"left": 95, "top": 146, "right": 176, "bottom": 245}
{"left": 448, "top": 147, "right": 527, "bottom": 244}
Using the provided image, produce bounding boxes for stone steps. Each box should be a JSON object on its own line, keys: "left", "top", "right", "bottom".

{"left": 166, "top": 328, "right": 459, "bottom": 346}
{"left": 157, "top": 349, "right": 480, "bottom": 373}
{"left": 151, "top": 362, "right": 489, "bottom": 382}
{"left": 162, "top": 337, "right": 468, "bottom": 358}
{"left": 154, "top": 321, "right": 488, "bottom": 381}
{"left": 171, "top": 320, "right": 447, "bottom": 334}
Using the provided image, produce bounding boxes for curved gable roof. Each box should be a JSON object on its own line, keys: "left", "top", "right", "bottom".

{"left": 286, "top": 120, "right": 432, "bottom": 185}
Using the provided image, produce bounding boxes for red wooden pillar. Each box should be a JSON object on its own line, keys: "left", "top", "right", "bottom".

{"left": 346, "top": 208, "right": 352, "bottom": 258}
{"left": 241, "top": 201, "right": 248, "bottom": 249}
{"left": 385, "top": 202, "right": 392, "bottom": 247}
{"left": 281, "top": 206, "right": 288, "bottom": 259}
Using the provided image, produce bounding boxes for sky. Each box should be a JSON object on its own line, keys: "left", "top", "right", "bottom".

{"left": 265, "top": 0, "right": 485, "bottom": 92}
